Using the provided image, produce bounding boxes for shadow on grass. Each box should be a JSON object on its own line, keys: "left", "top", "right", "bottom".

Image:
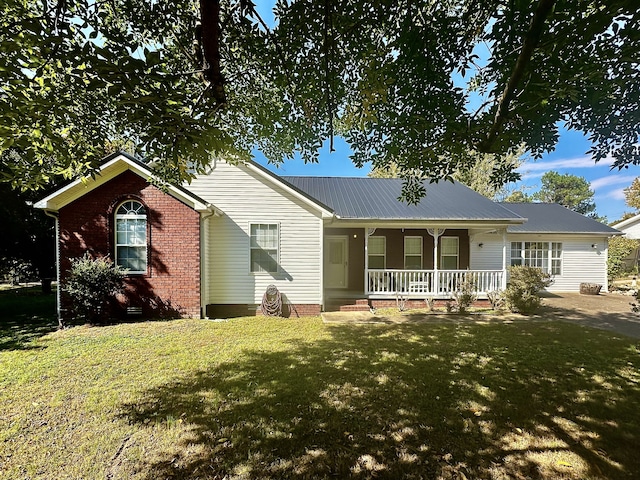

{"left": 0, "top": 285, "right": 57, "bottom": 350}
{"left": 119, "top": 321, "right": 640, "bottom": 479}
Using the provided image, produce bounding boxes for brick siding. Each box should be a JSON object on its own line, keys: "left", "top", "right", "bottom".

{"left": 58, "top": 170, "right": 201, "bottom": 319}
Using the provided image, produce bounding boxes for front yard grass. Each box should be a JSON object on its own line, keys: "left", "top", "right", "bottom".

{"left": 1, "top": 288, "right": 639, "bottom": 479}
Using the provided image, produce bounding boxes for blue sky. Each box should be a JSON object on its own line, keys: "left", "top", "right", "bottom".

{"left": 251, "top": 1, "right": 639, "bottom": 223}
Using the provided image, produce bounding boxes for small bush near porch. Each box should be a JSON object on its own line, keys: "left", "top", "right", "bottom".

{"left": 1, "top": 291, "right": 639, "bottom": 479}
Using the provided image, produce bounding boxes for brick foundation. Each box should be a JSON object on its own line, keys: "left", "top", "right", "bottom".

{"left": 59, "top": 170, "right": 201, "bottom": 320}
{"left": 207, "top": 303, "right": 322, "bottom": 318}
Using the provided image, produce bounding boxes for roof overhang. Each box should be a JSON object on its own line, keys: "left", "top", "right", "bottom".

{"left": 611, "top": 213, "right": 640, "bottom": 230}
{"left": 507, "top": 230, "right": 623, "bottom": 236}
{"left": 34, "top": 152, "right": 214, "bottom": 214}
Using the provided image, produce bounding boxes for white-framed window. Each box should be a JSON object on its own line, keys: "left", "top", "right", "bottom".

{"left": 404, "top": 236, "right": 423, "bottom": 269}
{"left": 440, "top": 236, "right": 459, "bottom": 269}
{"left": 250, "top": 223, "right": 279, "bottom": 273}
{"left": 115, "top": 200, "right": 147, "bottom": 273}
{"left": 510, "top": 241, "right": 562, "bottom": 275}
{"left": 368, "top": 236, "right": 386, "bottom": 269}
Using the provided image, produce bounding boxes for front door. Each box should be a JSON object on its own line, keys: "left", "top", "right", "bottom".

{"left": 325, "top": 236, "right": 348, "bottom": 288}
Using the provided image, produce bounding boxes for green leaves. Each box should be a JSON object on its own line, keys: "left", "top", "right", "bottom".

{"left": 1, "top": 0, "right": 638, "bottom": 197}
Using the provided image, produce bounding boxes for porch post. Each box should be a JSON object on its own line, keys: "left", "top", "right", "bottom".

{"left": 427, "top": 228, "right": 442, "bottom": 294}
{"left": 365, "top": 227, "right": 377, "bottom": 295}
{"left": 364, "top": 228, "right": 369, "bottom": 294}
{"left": 501, "top": 228, "right": 508, "bottom": 290}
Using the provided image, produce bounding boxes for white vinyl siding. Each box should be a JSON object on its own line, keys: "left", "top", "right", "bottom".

{"left": 188, "top": 161, "right": 323, "bottom": 305}
{"left": 368, "top": 236, "right": 386, "bottom": 269}
{"left": 470, "top": 233, "right": 609, "bottom": 292}
{"left": 404, "top": 236, "right": 423, "bottom": 269}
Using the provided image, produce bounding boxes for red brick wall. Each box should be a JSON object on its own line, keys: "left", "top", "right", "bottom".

{"left": 58, "top": 170, "right": 201, "bottom": 319}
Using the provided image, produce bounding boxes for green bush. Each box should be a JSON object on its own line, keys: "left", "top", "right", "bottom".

{"left": 64, "top": 254, "right": 126, "bottom": 324}
{"left": 608, "top": 236, "right": 639, "bottom": 282}
{"left": 504, "top": 266, "right": 553, "bottom": 314}
{"left": 453, "top": 274, "right": 477, "bottom": 313}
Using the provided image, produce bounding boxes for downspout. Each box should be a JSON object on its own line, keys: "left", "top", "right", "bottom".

{"left": 200, "top": 207, "right": 217, "bottom": 319}
{"left": 44, "top": 210, "right": 62, "bottom": 328}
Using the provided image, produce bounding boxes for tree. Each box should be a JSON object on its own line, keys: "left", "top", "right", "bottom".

{"left": 369, "top": 146, "right": 529, "bottom": 201}
{"left": 1, "top": 1, "right": 638, "bottom": 201}
{"left": 532, "top": 171, "right": 597, "bottom": 216}
{"left": 624, "top": 178, "right": 640, "bottom": 211}
{"left": 608, "top": 236, "right": 638, "bottom": 281}
{"left": 0, "top": 152, "right": 55, "bottom": 289}
{"left": 503, "top": 190, "right": 532, "bottom": 203}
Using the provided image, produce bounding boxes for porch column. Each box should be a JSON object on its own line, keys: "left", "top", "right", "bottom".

{"left": 364, "top": 227, "right": 376, "bottom": 295}
{"left": 427, "top": 228, "right": 443, "bottom": 294}
{"left": 501, "top": 228, "right": 508, "bottom": 290}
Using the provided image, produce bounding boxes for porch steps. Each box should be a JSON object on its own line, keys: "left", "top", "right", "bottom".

{"left": 330, "top": 299, "right": 371, "bottom": 312}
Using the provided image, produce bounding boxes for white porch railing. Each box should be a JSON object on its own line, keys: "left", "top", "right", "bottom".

{"left": 366, "top": 269, "right": 504, "bottom": 297}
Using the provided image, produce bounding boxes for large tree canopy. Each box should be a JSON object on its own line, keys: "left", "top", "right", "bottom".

{"left": 1, "top": 0, "right": 638, "bottom": 200}
{"left": 532, "top": 171, "right": 598, "bottom": 216}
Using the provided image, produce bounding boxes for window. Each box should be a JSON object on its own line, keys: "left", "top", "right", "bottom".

{"left": 440, "top": 237, "right": 459, "bottom": 269}
{"left": 250, "top": 223, "right": 279, "bottom": 273}
{"left": 115, "top": 200, "right": 147, "bottom": 273}
{"left": 510, "top": 241, "right": 562, "bottom": 274}
{"left": 368, "top": 236, "right": 386, "bottom": 269}
{"left": 404, "top": 236, "right": 423, "bottom": 269}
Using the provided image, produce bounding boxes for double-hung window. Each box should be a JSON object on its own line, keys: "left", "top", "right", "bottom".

{"left": 115, "top": 200, "right": 147, "bottom": 273}
{"left": 368, "top": 236, "right": 386, "bottom": 269}
{"left": 250, "top": 223, "right": 279, "bottom": 273}
{"left": 510, "top": 241, "right": 562, "bottom": 275}
{"left": 404, "top": 236, "right": 423, "bottom": 269}
{"left": 440, "top": 237, "right": 459, "bottom": 269}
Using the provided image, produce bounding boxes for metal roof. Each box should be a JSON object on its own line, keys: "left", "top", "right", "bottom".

{"left": 283, "top": 176, "right": 524, "bottom": 221}
{"left": 500, "top": 202, "right": 621, "bottom": 235}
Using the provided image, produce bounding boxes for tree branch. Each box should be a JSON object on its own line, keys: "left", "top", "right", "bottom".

{"left": 199, "top": 0, "right": 226, "bottom": 105}
{"left": 323, "top": 0, "right": 335, "bottom": 152}
{"left": 477, "top": 0, "right": 556, "bottom": 153}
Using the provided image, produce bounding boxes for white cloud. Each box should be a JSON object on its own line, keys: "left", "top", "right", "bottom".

{"left": 518, "top": 154, "right": 615, "bottom": 173}
{"left": 601, "top": 188, "right": 627, "bottom": 201}
{"left": 590, "top": 174, "right": 636, "bottom": 191}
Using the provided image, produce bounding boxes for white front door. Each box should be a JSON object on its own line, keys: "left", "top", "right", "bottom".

{"left": 325, "top": 236, "right": 348, "bottom": 288}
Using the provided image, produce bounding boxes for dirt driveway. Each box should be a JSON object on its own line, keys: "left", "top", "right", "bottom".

{"left": 538, "top": 292, "right": 640, "bottom": 339}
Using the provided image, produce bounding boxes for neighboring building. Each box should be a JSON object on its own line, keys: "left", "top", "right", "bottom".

{"left": 35, "top": 152, "right": 621, "bottom": 319}
{"left": 611, "top": 214, "right": 640, "bottom": 270}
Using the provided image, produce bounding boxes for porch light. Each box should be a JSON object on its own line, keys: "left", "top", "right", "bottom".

{"left": 478, "top": 242, "right": 484, "bottom": 248}
{"left": 591, "top": 243, "right": 598, "bottom": 249}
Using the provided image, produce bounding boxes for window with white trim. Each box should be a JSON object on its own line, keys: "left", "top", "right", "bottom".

{"left": 510, "top": 241, "right": 562, "bottom": 275}
{"left": 440, "top": 237, "right": 459, "bottom": 269}
{"left": 250, "top": 223, "right": 279, "bottom": 273}
{"left": 404, "top": 236, "right": 423, "bottom": 269}
{"left": 115, "top": 200, "right": 147, "bottom": 273}
{"left": 368, "top": 236, "right": 386, "bottom": 269}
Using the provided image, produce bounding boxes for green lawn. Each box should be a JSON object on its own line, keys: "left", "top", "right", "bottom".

{"left": 1, "top": 288, "right": 639, "bottom": 479}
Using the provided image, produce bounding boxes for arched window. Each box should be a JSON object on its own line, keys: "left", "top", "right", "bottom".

{"left": 115, "top": 200, "right": 147, "bottom": 273}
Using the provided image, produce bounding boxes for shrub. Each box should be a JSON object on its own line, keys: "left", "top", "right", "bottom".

{"left": 608, "top": 236, "right": 639, "bottom": 282}
{"left": 504, "top": 266, "right": 553, "bottom": 314}
{"left": 452, "top": 274, "right": 477, "bottom": 313}
{"left": 487, "top": 290, "right": 504, "bottom": 310}
{"left": 64, "top": 254, "right": 126, "bottom": 324}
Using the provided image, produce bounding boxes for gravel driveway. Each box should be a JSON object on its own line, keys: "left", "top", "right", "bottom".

{"left": 539, "top": 292, "right": 640, "bottom": 339}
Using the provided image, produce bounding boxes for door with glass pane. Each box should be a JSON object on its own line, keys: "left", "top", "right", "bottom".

{"left": 325, "top": 236, "right": 348, "bottom": 288}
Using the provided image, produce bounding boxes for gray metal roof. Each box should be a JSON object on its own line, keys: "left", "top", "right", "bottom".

{"left": 500, "top": 202, "right": 621, "bottom": 235}
{"left": 283, "top": 176, "right": 524, "bottom": 221}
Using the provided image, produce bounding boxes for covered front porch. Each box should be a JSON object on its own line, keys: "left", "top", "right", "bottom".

{"left": 323, "top": 225, "right": 509, "bottom": 305}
